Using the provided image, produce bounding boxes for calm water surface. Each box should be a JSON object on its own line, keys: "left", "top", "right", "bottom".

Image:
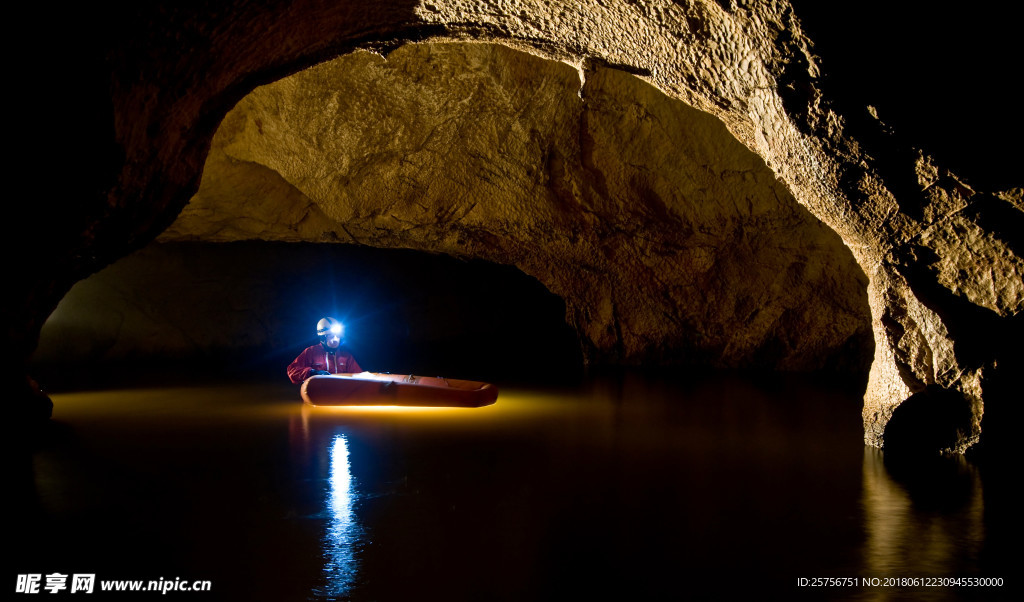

{"left": 13, "top": 373, "right": 1013, "bottom": 600}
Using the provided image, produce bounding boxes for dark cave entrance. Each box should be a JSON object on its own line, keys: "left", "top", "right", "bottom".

{"left": 30, "top": 241, "right": 584, "bottom": 389}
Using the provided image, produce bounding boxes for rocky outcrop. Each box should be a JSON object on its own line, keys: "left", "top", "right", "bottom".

{"left": 13, "top": 1, "right": 1021, "bottom": 454}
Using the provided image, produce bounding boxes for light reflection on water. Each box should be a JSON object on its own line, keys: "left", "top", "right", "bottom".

{"left": 861, "top": 448, "right": 986, "bottom": 585}
{"left": 317, "top": 435, "right": 360, "bottom": 599}
{"left": 17, "top": 374, "right": 1013, "bottom": 600}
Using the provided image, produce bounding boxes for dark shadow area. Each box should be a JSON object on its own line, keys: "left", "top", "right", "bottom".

{"left": 883, "top": 385, "right": 976, "bottom": 455}
{"left": 878, "top": 448, "right": 979, "bottom": 513}
{"left": 790, "top": 0, "right": 1023, "bottom": 191}
{"left": 970, "top": 355, "right": 1023, "bottom": 464}
{"left": 29, "top": 242, "right": 584, "bottom": 392}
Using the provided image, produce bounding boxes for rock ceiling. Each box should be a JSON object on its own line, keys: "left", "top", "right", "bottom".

{"left": 161, "top": 42, "right": 872, "bottom": 372}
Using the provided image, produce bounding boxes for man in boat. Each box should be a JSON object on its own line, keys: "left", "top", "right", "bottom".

{"left": 287, "top": 317, "right": 363, "bottom": 384}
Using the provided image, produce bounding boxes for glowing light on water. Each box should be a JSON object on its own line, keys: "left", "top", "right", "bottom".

{"left": 861, "top": 447, "right": 984, "bottom": 576}
{"left": 320, "top": 434, "right": 361, "bottom": 597}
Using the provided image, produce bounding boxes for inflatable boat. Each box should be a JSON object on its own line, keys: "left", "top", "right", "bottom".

{"left": 300, "top": 372, "right": 498, "bottom": 408}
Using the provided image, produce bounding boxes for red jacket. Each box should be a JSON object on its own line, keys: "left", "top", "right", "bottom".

{"left": 287, "top": 344, "right": 363, "bottom": 384}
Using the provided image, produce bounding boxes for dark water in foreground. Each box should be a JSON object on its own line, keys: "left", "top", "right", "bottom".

{"left": 13, "top": 373, "right": 1013, "bottom": 600}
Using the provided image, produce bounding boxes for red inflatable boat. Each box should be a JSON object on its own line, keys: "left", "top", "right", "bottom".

{"left": 300, "top": 372, "right": 498, "bottom": 408}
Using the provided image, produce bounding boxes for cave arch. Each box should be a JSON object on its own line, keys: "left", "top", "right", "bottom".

{"left": 161, "top": 42, "right": 873, "bottom": 375}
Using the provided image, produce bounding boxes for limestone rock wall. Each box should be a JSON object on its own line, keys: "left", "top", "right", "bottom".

{"left": 162, "top": 43, "right": 871, "bottom": 372}
{"left": 393, "top": 1, "right": 1022, "bottom": 454}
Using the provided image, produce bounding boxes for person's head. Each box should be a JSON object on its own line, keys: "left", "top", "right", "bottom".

{"left": 316, "top": 317, "right": 344, "bottom": 350}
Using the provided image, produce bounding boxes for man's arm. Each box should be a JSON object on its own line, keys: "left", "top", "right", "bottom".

{"left": 287, "top": 348, "right": 315, "bottom": 384}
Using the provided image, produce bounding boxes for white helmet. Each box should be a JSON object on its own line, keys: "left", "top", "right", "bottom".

{"left": 316, "top": 317, "right": 343, "bottom": 338}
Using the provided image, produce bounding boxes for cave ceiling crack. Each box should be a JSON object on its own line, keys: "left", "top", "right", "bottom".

{"left": 388, "top": 214, "right": 430, "bottom": 229}
{"left": 909, "top": 197, "right": 996, "bottom": 250}
{"left": 337, "top": 224, "right": 362, "bottom": 245}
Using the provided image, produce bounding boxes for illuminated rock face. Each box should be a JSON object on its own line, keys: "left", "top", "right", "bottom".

{"left": 15, "top": 1, "right": 1022, "bottom": 453}
{"left": 161, "top": 43, "right": 871, "bottom": 372}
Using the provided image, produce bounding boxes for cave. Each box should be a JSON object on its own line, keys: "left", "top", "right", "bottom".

{"left": 32, "top": 42, "right": 874, "bottom": 384}
{"left": 11, "top": 1, "right": 1019, "bottom": 598}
